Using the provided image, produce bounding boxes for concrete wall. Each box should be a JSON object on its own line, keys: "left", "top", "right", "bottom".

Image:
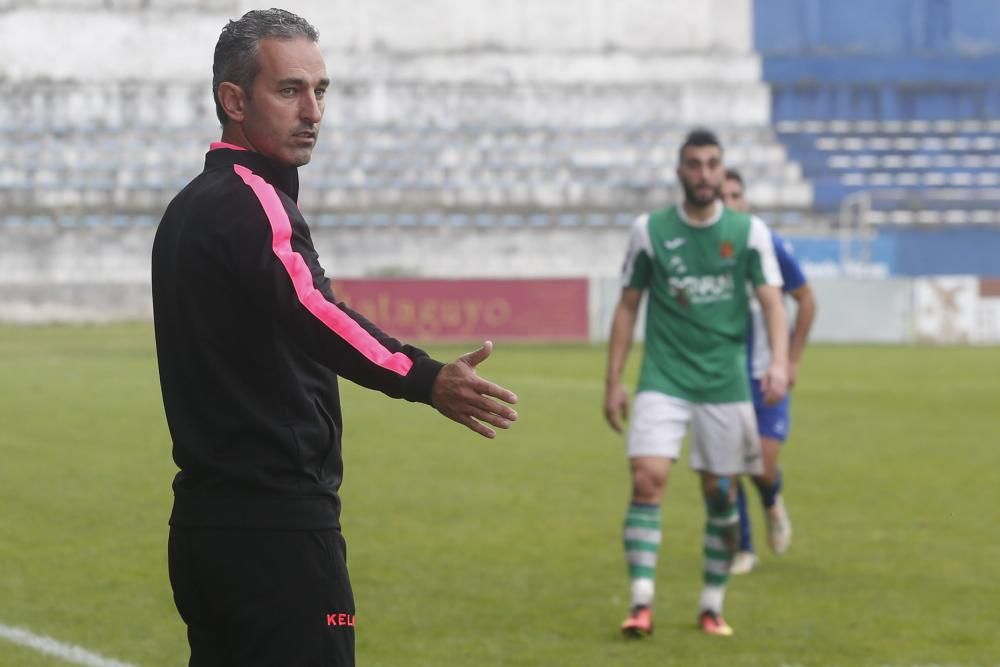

{"left": 0, "top": 0, "right": 766, "bottom": 129}
{"left": 272, "top": 0, "right": 752, "bottom": 54}
{"left": 4, "top": 225, "right": 999, "bottom": 345}
{"left": 590, "top": 276, "right": 916, "bottom": 344}
{"left": 0, "top": 225, "right": 154, "bottom": 322}
{"left": 0, "top": 0, "right": 752, "bottom": 84}
{"left": 591, "top": 275, "right": 1000, "bottom": 345}
{"left": 0, "top": 224, "right": 629, "bottom": 323}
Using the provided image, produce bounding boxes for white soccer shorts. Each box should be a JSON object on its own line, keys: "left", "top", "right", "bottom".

{"left": 626, "top": 390, "right": 763, "bottom": 476}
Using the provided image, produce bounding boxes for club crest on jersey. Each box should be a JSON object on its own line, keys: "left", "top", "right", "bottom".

{"left": 720, "top": 242, "right": 734, "bottom": 258}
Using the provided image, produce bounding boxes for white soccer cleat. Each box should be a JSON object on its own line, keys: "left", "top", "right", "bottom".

{"left": 767, "top": 495, "right": 792, "bottom": 555}
{"left": 729, "top": 550, "right": 757, "bottom": 575}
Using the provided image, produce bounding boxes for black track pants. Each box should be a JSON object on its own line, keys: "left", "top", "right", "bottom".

{"left": 168, "top": 526, "right": 356, "bottom": 667}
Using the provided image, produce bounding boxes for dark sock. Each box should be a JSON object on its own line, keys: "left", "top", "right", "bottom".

{"left": 754, "top": 467, "right": 783, "bottom": 510}
{"left": 736, "top": 480, "right": 753, "bottom": 552}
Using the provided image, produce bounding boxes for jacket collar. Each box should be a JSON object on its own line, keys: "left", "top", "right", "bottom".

{"left": 205, "top": 142, "right": 300, "bottom": 202}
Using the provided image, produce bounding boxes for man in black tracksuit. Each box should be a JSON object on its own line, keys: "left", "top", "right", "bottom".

{"left": 152, "top": 10, "right": 518, "bottom": 666}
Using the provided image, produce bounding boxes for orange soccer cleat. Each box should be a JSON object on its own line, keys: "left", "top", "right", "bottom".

{"left": 620, "top": 605, "right": 654, "bottom": 638}
{"left": 698, "top": 610, "right": 734, "bottom": 637}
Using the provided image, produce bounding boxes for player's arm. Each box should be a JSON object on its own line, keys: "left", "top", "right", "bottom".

{"left": 228, "top": 184, "right": 517, "bottom": 437}
{"left": 314, "top": 265, "right": 516, "bottom": 437}
{"left": 605, "top": 214, "right": 652, "bottom": 433}
{"left": 787, "top": 283, "right": 816, "bottom": 386}
{"left": 604, "top": 287, "right": 642, "bottom": 433}
{"left": 748, "top": 218, "right": 789, "bottom": 405}
{"left": 755, "top": 284, "right": 789, "bottom": 405}
{"left": 334, "top": 299, "right": 518, "bottom": 438}
{"left": 772, "top": 233, "right": 816, "bottom": 387}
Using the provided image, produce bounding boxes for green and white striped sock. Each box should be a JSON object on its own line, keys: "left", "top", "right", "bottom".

{"left": 623, "top": 503, "right": 661, "bottom": 608}
{"left": 700, "top": 500, "right": 738, "bottom": 613}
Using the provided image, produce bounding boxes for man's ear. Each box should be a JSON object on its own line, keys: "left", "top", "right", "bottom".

{"left": 218, "top": 82, "right": 247, "bottom": 123}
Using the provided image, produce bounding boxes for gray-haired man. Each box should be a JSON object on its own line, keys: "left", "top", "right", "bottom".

{"left": 154, "top": 10, "right": 518, "bottom": 665}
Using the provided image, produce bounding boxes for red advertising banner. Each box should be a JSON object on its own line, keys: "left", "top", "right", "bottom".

{"left": 980, "top": 277, "right": 1000, "bottom": 298}
{"left": 331, "top": 278, "right": 589, "bottom": 342}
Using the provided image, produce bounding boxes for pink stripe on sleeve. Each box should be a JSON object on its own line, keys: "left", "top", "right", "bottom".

{"left": 232, "top": 164, "right": 414, "bottom": 376}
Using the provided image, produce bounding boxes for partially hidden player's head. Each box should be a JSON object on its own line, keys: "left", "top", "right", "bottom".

{"left": 213, "top": 9, "right": 328, "bottom": 168}
{"left": 677, "top": 128, "right": 724, "bottom": 209}
{"left": 721, "top": 168, "right": 748, "bottom": 212}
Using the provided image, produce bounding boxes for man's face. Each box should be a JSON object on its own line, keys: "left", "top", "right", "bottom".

{"left": 721, "top": 177, "right": 748, "bottom": 211}
{"left": 677, "top": 144, "right": 724, "bottom": 208}
{"left": 241, "top": 37, "right": 329, "bottom": 167}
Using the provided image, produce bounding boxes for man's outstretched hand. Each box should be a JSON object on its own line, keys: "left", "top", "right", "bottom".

{"left": 431, "top": 340, "right": 518, "bottom": 438}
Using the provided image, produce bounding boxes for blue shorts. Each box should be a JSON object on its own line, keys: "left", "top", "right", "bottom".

{"left": 750, "top": 378, "right": 791, "bottom": 442}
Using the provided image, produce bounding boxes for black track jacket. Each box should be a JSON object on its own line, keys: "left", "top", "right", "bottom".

{"left": 152, "top": 143, "right": 443, "bottom": 530}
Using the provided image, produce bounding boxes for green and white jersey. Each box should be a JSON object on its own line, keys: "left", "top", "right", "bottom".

{"left": 622, "top": 201, "right": 782, "bottom": 403}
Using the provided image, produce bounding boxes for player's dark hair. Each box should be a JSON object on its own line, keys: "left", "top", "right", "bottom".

{"left": 724, "top": 168, "right": 743, "bottom": 185}
{"left": 212, "top": 9, "right": 320, "bottom": 126}
{"left": 678, "top": 128, "right": 723, "bottom": 164}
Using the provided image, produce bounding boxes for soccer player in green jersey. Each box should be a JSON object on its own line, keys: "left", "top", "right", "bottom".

{"left": 604, "top": 129, "right": 789, "bottom": 637}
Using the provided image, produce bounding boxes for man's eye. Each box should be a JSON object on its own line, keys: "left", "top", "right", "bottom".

{"left": 280, "top": 88, "right": 296, "bottom": 96}
{"left": 315, "top": 88, "right": 327, "bottom": 99}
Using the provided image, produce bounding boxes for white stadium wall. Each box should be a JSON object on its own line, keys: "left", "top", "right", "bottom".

{"left": 0, "top": 0, "right": 767, "bottom": 128}
{"left": 589, "top": 275, "right": 1000, "bottom": 346}
{"left": 0, "top": 0, "right": 752, "bottom": 84}
{"left": 3, "top": 223, "right": 1000, "bottom": 345}
{"left": 266, "top": 0, "right": 752, "bottom": 54}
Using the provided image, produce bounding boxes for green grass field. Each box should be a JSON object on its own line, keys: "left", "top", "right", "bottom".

{"left": 1, "top": 324, "right": 998, "bottom": 667}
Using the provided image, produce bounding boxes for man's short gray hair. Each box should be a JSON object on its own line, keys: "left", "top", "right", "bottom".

{"left": 212, "top": 8, "right": 320, "bottom": 126}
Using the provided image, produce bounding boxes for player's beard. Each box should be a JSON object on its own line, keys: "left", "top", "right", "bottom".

{"left": 682, "top": 179, "right": 721, "bottom": 208}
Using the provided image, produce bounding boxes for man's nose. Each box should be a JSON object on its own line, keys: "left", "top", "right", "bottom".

{"left": 300, "top": 93, "right": 323, "bottom": 124}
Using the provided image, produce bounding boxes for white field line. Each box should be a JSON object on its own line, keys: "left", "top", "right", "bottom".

{"left": 0, "top": 623, "right": 137, "bottom": 667}
{"left": 782, "top": 664, "right": 999, "bottom": 667}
